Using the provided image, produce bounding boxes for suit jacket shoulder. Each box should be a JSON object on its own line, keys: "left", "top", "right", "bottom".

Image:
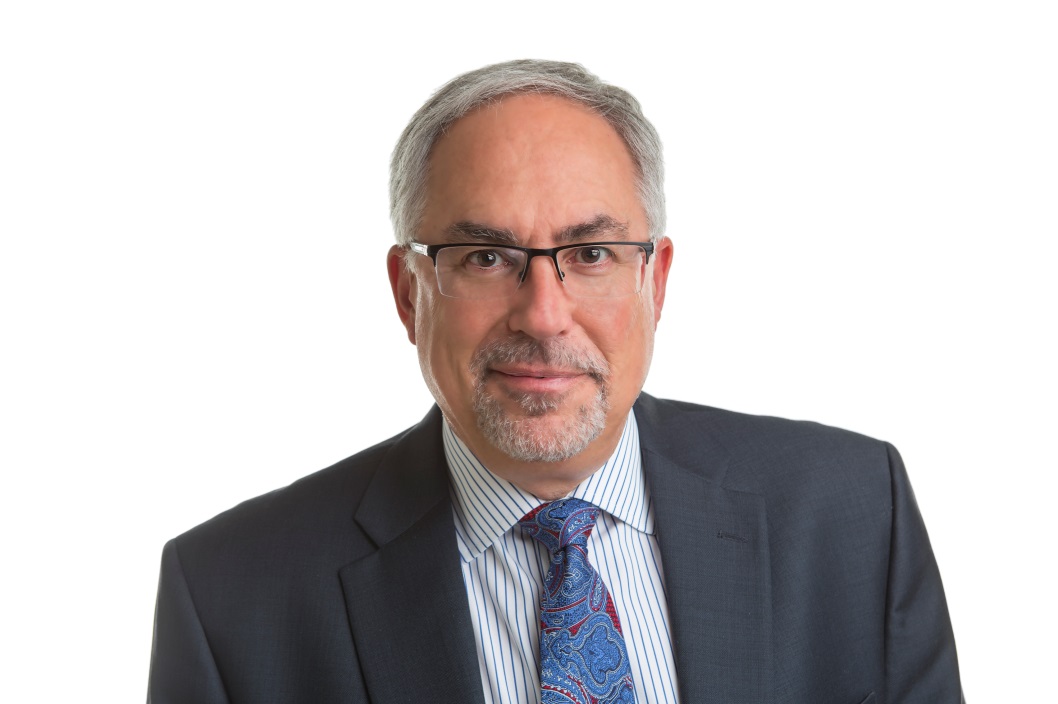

{"left": 633, "top": 393, "right": 962, "bottom": 703}
{"left": 149, "top": 407, "right": 483, "bottom": 704}
{"left": 636, "top": 393, "right": 892, "bottom": 488}
{"left": 171, "top": 415, "right": 417, "bottom": 575}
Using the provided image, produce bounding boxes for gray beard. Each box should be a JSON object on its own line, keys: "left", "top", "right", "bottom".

{"left": 470, "top": 337, "right": 610, "bottom": 463}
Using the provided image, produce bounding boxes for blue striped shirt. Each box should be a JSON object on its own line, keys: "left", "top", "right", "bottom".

{"left": 444, "top": 411, "right": 682, "bottom": 703}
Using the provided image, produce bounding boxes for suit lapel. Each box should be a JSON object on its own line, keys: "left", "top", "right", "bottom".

{"left": 636, "top": 396, "right": 772, "bottom": 703}
{"left": 338, "top": 408, "right": 485, "bottom": 704}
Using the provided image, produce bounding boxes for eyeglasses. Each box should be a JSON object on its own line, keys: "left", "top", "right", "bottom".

{"left": 408, "top": 241, "right": 655, "bottom": 300}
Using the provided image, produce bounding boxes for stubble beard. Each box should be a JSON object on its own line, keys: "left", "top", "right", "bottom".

{"left": 470, "top": 337, "right": 611, "bottom": 463}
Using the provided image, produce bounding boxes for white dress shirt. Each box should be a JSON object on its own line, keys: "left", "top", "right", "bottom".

{"left": 444, "top": 411, "right": 682, "bottom": 704}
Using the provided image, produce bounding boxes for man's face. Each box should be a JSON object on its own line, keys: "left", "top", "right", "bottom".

{"left": 389, "top": 93, "right": 672, "bottom": 489}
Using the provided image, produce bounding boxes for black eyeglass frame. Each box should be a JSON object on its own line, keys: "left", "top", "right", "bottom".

{"left": 408, "top": 240, "right": 655, "bottom": 284}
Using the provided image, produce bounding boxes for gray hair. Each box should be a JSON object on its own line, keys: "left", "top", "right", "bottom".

{"left": 389, "top": 59, "right": 665, "bottom": 245}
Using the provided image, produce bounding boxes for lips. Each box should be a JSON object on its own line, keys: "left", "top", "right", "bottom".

{"left": 488, "top": 366, "right": 587, "bottom": 394}
{"left": 490, "top": 365, "right": 585, "bottom": 379}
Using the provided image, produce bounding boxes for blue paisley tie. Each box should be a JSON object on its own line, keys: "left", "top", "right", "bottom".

{"left": 519, "top": 498, "right": 636, "bottom": 704}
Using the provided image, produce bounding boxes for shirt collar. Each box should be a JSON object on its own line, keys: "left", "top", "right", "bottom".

{"left": 444, "top": 410, "right": 654, "bottom": 563}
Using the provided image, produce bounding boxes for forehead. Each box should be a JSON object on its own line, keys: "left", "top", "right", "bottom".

{"left": 420, "top": 93, "right": 644, "bottom": 244}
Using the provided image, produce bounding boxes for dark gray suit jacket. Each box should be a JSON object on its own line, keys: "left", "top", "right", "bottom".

{"left": 148, "top": 394, "right": 962, "bottom": 703}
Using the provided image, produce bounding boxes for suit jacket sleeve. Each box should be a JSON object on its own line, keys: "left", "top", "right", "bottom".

{"left": 884, "top": 443, "right": 963, "bottom": 703}
{"left": 147, "top": 540, "right": 230, "bottom": 704}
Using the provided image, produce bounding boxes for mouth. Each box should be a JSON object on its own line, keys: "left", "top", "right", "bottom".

{"left": 487, "top": 366, "right": 589, "bottom": 394}
{"left": 491, "top": 365, "right": 585, "bottom": 379}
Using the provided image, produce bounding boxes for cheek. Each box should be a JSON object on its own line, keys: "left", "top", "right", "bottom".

{"left": 416, "top": 298, "right": 504, "bottom": 396}
{"left": 588, "top": 298, "right": 655, "bottom": 360}
{"left": 413, "top": 293, "right": 462, "bottom": 403}
{"left": 584, "top": 298, "right": 657, "bottom": 400}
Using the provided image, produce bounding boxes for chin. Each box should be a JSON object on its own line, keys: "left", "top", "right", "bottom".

{"left": 474, "top": 388, "right": 609, "bottom": 464}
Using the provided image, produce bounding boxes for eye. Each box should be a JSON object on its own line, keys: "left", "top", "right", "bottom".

{"left": 572, "top": 246, "right": 614, "bottom": 265}
{"left": 465, "top": 249, "right": 505, "bottom": 268}
{"left": 459, "top": 247, "right": 521, "bottom": 275}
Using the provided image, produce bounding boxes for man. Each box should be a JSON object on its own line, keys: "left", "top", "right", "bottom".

{"left": 149, "top": 60, "right": 962, "bottom": 703}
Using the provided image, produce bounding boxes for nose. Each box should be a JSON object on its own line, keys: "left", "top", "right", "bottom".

{"left": 506, "top": 255, "right": 575, "bottom": 340}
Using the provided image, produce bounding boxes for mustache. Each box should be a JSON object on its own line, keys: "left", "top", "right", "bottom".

{"left": 470, "top": 336, "right": 610, "bottom": 381}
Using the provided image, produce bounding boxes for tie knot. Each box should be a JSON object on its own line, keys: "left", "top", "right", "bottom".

{"left": 518, "top": 497, "right": 601, "bottom": 555}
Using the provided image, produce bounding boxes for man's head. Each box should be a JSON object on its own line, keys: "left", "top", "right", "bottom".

{"left": 387, "top": 61, "right": 673, "bottom": 498}
{"left": 390, "top": 60, "right": 666, "bottom": 246}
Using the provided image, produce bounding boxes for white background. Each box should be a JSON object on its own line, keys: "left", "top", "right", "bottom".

{"left": 2, "top": 1, "right": 1054, "bottom": 700}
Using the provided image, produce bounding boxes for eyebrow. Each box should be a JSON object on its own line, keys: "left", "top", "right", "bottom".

{"left": 442, "top": 222, "right": 519, "bottom": 245}
{"left": 555, "top": 215, "right": 629, "bottom": 244}
{"left": 441, "top": 214, "right": 629, "bottom": 246}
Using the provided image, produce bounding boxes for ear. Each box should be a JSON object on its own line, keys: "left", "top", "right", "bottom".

{"left": 649, "top": 236, "right": 674, "bottom": 326}
{"left": 387, "top": 245, "right": 417, "bottom": 345}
